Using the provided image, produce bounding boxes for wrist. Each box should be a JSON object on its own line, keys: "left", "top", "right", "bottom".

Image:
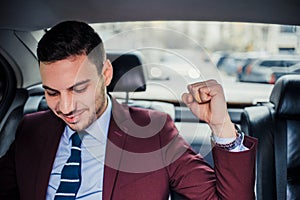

{"left": 211, "top": 125, "right": 244, "bottom": 150}
{"left": 210, "top": 116, "right": 235, "bottom": 138}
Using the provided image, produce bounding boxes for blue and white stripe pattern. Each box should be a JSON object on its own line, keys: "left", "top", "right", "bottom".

{"left": 54, "top": 132, "right": 82, "bottom": 200}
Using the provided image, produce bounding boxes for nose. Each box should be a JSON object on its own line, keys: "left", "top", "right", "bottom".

{"left": 57, "top": 93, "right": 75, "bottom": 115}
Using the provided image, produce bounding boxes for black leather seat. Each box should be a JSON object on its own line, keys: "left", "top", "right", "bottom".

{"left": 241, "top": 74, "right": 300, "bottom": 200}
{"left": 0, "top": 89, "right": 28, "bottom": 157}
{"left": 107, "top": 52, "right": 146, "bottom": 94}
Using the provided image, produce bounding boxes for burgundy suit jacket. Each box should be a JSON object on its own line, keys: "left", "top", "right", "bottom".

{"left": 0, "top": 99, "right": 257, "bottom": 200}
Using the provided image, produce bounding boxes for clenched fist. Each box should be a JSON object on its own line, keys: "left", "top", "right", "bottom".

{"left": 181, "top": 79, "right": 235, "bottom": 138}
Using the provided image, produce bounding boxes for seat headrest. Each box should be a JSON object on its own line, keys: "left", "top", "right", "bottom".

{"left": 107, "top": 52, "right": 146, "bottom": 93}
{"left": 270, "top": 74, "right": 300, "bottom": 118}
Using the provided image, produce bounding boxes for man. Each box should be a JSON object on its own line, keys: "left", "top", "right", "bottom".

{"left": 0, "top": 21, "right": 257, "bottom": 199}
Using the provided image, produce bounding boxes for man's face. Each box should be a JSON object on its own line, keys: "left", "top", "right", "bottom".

{"left": 40, "top": 54, "right": 113, "bottom": 131}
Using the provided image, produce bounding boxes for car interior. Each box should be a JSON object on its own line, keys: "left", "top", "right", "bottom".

{"left": 1, "top": 0, "right": 300, "bottom": 199}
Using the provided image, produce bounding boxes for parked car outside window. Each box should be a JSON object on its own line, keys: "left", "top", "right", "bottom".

{"left": 238, "top": 55, "right": 300, "bottom": 84}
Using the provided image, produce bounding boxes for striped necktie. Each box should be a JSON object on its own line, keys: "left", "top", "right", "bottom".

{"left": 54, "top": 132, "right": 82, "bottom": 200}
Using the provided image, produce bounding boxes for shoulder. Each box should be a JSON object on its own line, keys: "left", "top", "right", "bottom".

{"left": 112, "top": 101, "right": 179, "bottom": 145}
{"left": 23, "top": 109, "right": 56, "bottom": 121}
{"left": 111, "top": 98, "right": 174, "bottom": 125}
{"left": 17, "top": 110, "right": 64, "bottom": 138}
{"left": 21, "top": 110, "right": 62, "bottom": 127}
{"left": 113, "top": 101, "right": 176, "bottom": 132}
{"left": 129, "top": 105, "right": 171, "bottom": 124}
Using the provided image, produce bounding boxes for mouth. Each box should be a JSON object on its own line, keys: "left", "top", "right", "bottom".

{"left": 61, "top": 110, "right": 85, "bottom": 124}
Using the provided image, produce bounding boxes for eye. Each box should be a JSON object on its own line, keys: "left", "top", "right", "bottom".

{"left": 73, "top": 85, "right": 88, "bottom": 93}
{"left": 46, "top": 90, "right": 58, "bottom": 97}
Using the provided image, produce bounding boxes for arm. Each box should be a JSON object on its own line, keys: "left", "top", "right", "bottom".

{"left": 165, "top": 130, "right": 256, "bottom": 200}
{"left": 170, "top": 79, "right": 257, "bottom": 199}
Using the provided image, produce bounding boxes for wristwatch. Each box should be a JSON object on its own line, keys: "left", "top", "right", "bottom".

{"left": 211, "top": 124, "right": 245, "bottom": 151}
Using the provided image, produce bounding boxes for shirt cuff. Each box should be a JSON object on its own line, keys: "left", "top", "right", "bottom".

{"left": 211, "top": 125, "right": 249, "bottom": 152}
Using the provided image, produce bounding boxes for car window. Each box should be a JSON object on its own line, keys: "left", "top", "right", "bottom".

{"left": 32, "top": 21, "right": 300, "bottom": 105}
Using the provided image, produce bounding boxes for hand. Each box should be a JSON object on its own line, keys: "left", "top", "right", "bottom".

{"left": 181, "top": 79, "right": 235, "bottom": 138}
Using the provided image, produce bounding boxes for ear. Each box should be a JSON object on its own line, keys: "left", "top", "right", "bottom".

{"left": 101, "top": 59, "right": 113, "bottom": 86}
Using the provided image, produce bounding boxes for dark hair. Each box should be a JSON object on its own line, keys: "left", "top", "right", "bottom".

{"left": 37, "top": 20, "right": 106, "bottom": 73}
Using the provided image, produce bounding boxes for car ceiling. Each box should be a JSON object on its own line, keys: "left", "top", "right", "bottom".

{"left": 1, "top": 0, "right": 300, "bottom": 31}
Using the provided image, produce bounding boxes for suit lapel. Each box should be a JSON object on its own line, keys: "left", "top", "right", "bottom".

{"left": 34, "top": 111, "right": 65, "bottom": 200}
{"left": 103, "top": 99, "right": 130, "bottom": 200}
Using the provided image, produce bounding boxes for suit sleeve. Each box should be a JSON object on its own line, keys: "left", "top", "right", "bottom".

{"left": 212, "top": 136, "right": 257, "bottom": 199}
{"left": 161, "top": 115, "right": 257, "bottom": 200}
{"left": 0, "top": 119, "right": 24, "bottom": 199}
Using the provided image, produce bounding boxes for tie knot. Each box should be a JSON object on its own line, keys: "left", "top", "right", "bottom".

{"left": 71, "top": 132, "right": 81, "bottom": 147}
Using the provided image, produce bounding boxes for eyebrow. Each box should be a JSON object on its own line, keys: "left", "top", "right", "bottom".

{"left": 42, "top": 79, "right": 91, "bottom": 92}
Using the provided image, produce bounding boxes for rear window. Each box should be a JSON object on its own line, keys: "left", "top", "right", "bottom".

{"left": 33, "top": 21, "right": 300, "bottom": 105}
